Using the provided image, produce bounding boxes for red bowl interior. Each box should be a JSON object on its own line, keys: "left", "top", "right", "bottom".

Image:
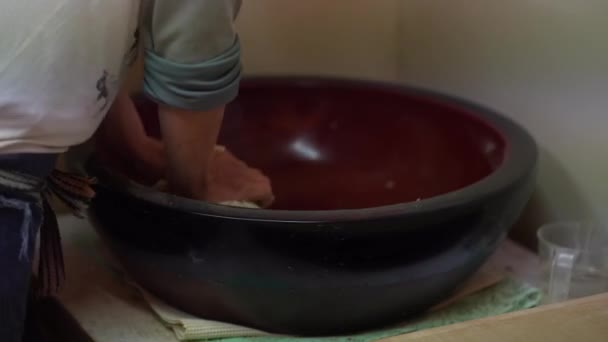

{"left": 134, "top": 79, "right": 506, "bottom": 211}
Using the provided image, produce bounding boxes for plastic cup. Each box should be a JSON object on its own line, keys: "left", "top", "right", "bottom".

{"left": 537, "top": 221, "right": 608, "bottom": 303}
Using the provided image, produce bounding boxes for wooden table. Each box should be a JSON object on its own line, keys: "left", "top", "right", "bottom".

{"left": 55, "top": 215, "right": 607, "bottom": 341}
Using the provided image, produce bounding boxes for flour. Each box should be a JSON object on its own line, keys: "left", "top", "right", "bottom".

{"left": 152, "top": 179, "right": 260, "bottom": 209}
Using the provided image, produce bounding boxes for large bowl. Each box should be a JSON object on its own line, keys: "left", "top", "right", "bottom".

{"left": 87, "top": 77, "right": 537, "bottom": 336}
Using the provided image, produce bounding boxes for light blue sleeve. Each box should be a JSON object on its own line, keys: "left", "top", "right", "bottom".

{"left": 140, "top": 0, "right": 243, "bottom": 111}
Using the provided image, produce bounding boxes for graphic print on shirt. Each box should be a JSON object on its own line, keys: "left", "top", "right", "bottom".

{"left": 96, "top": 70, "right": 110, "bottom": 111}
{"left": 125, "top": 28, "right": 140, "bottom": 67}
{"left": 96, "top": 70, "right": 118, "bottom": 112}
{"left": 95, "top": 24, "right": 138, "bottom": 114}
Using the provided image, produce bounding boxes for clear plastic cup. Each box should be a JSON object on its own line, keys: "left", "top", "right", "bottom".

{"left": 537, "top": 221, "right": 608, "bottom": 303}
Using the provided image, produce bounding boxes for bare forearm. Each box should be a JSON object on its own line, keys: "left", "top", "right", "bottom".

{"left": 158, "top": 105, "right": 224, "bottom": 199}
{"left": 96, "top": 89, "right": 166, "bottom": 183}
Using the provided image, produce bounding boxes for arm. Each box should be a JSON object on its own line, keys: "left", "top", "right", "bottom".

{"left": 95, "top": 87, "right": 166, "bottom": 184}
{"left": 157, "top": 105, "right": 223, "bottom": 199}
{"left": 141, "top": 0, "right": 242, "bottom": 199}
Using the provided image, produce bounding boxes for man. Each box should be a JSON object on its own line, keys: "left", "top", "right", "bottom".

{"left": 0, "top": 1, "right": 271, "bottom": 340}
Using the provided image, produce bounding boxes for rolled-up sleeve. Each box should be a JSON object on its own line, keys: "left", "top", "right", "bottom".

{"left": 141, "top": 0, "right": 243, "bottom": 111}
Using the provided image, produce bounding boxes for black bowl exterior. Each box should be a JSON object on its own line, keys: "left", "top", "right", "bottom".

{"left": 89, "top": 173, "right": 534, "bottom": 335}
{"left": 87, "top": 77, "right": 537, "bottom": 335}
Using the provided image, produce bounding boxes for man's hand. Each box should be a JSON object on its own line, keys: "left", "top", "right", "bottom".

{"left": 97, "top": 90, "right": 273, "bottom": 206}
{"left": 157, "top": 105, "right": 224, "bottom": 200}
{"left": 207, "top": 147, "right": 274, "bottom": 207}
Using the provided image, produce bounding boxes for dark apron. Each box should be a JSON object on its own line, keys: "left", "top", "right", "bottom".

{"left": 0, "top": 153, "right": 94, "bottom": 342}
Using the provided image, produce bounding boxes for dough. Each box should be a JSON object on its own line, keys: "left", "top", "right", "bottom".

{"left": 152, "top": 179, "right": 261, "bottom": 209}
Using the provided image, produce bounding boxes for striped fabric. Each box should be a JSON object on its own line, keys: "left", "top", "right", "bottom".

{"left": 0, "top": 168, "right": 95, "bottom": 297}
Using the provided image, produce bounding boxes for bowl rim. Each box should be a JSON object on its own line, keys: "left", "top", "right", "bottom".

{"left": 88, "top": 76, "right": 538, "bottom": 223}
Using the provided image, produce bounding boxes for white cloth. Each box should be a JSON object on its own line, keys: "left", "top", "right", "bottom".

{"left": 0, "top": 0, "right": 140, "bottom": 154}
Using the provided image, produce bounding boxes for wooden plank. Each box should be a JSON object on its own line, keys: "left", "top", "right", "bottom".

{"left": 24, "top": 298, "right": 93, "bottom": 342}
{"left": 57, "top": 216, "right": 177, "bottom": 342}
{"left": 381, "top": 293, "right": 608, "bottom": 342}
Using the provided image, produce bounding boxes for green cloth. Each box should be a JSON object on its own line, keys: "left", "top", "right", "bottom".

{"left": 209, "top": 279, "right": 542, "bottom": 342}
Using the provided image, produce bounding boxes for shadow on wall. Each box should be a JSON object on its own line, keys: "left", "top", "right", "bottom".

{"left": 511, "top": 146, "right": 597, "bottom": 249}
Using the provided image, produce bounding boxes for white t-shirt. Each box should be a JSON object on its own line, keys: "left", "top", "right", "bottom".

{"left": 0, "top": 0, "right": 242, "bottom": 154}
{"left": 0, "top": 0, "right": 140, "bottom": 153}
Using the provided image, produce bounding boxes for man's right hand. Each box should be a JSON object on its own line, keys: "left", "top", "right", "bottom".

{"left": 206, "top": 146, "right": 274, "bottom": 208}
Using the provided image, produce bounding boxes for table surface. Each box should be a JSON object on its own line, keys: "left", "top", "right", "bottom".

{"left": 56, "top": 215, "right": 606, "bottom": 342}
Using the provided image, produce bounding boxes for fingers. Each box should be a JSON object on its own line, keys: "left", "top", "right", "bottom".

{"left": 148, "top": 146, "right": 275, "bottom": 207}
{"left": 206, "top": 148, "right": 275, "bottom": 206}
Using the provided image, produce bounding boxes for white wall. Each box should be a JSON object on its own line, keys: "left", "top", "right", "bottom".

{"left": 237, "top": 0, "right": 608, "bottom": 246}
{"left": 395, "top": 1, "right": 608, "bottom": 245}
{"left": 237, "top": 0, "right": 402, "bottom": 81}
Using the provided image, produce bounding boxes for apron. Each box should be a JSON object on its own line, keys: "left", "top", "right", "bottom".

{"left": 0, "top": 156, "right": 95, "bottom": 294}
